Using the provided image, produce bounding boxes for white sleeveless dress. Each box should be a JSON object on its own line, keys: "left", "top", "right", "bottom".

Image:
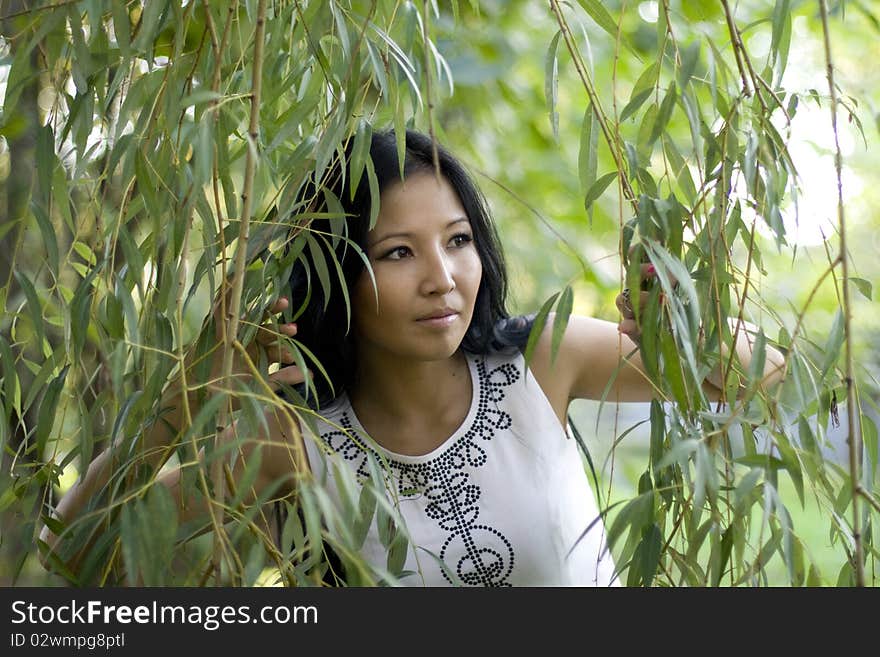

{"left": 301, "top": 349, "right": 618, "bottom": 586}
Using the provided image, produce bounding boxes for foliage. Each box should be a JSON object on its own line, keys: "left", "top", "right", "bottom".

{"left": 0, "top": 0, "right": 877, "bottom": 586}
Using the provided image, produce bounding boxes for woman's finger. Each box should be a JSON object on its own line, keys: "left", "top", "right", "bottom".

{"left": 267, "top": 296, "right": 289, "bottom": 316}
{"left": 268, "top": 364, "right": 308, "bottom": 388}
{"left": 263, "top": 344, "right": 297, "bottom": 365}
{"left": 616, "top": 290, "right": 634, "bottom": 318}
{"left": 617, "top": 318, "right": 640, "bottom": 343}
{"left": 616, "top": 289, "right": 654, "bottom": 319}
{"left": 255, "top": 321, "right": 297, "bottom": 346}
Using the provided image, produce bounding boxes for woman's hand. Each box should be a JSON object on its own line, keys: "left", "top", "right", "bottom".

{"left": 210, "top": 296, "right": 308, "bottom": 390}
{"left": 615, "top": 263, "right": 659, "bottom": 344}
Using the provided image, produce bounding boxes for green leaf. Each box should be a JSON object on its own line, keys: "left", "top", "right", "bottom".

{"left": 660, "top": 328, "right": 688, "bottom": 407}
{"left": 141, "top": 484, "right": 178, "bottom": 585}
{"left": 862, "top": 413, "right": 878, "bottom": 474}
{"left": 819, "top": 309, "right": 845, "bottom": 379}
{"left": 620, "top": 62, "right": 658, "bottom": 123}
{"left": 69, "top": 266, "right": 101, "bottom": 362}
{"left": 648, "top": 400, "right": 665, "bottom": 471}
{"left": 321, "top": 235, "right": 351, "bottom": 334}
{"left": 747, "top": 329, "right": 767, "bottom": 386}
{"left": 655, "top": 438, "right": 699, "bottom": 470}
{"left": 733, "top": 468, "right": 764, "bottom": 515}
{"left": 0, "top": 334, "right": 19, "bottom": 426}
{"left": 111, "top": 1, "right": 132, "bottom": 56}
{"left": 328, "top": 0, "right": 351, "bottom": 61}
{"left": 522, "top": 291, "right": 559, "bottom": 370}
{"left": 677, "top": 42, "right": 701, "bottom": 90}
{"left": 606, "top": 491, "right": 654, "bottom": 551}
{"left": 577, "top": 0, "right": 622, "bottom": 45}
{"left": 229, "top": 446, "right": 262, "bottom": 510}
{"left": 583, "top": 172, "right": 618, "bottom": 212}
{"left": 307, "top": 234, "right": 332, "bottom": 312}
{"left": 735, "top": 454, "right": 786, "bottom": 470}
{"left": 132, "top": 0, "right": 169, "bottom": 52}
{"left": 13, "top": 271, "right": 45, "bottom": 349}
{"left": 649, "top": 81, "right": 677, "bottom": 146}
{"left": 349, "top": 119, "right": 372, "bottom": 201}
{"left": 629, "top": 523, "right": 662, "bottom": 587}
{"left": 550, "top": 286, "right": 573, "bottom": 365}
{"left": 31, "top": 204, "right": 59, "bottom": 281}
{"left": 180, "top": 89, "right": 223, "bottom": 109}
{"left": 711, "top": 525, "right": 734, "bottom": 587}
{"left": 77, "top": 398, "right": 95, "bottom": 481}
{"left": 352, "top": 482, "right": 378, "bottom": 552}
{"left": 578, "top": 103, "right": 599, "bottom": 205}
{"left": 386, "top": 531, "right": 409, "bottom": 576}
{"left": 544, "top": 30, "right": 562, "bottom": 140}
{"left": 2, "top": 8, "right": 65, "bottom": 118}
{"left": 365, "top": 156, "right": 381, "bottom": 230}
{"left": 109, "top": 391, "right": 143, "bottom": 455}
{"left": 663, "top": 139, "right": 696, "bottom": 202}
{"left": 35, "top": 366, "right": 69, "bottom": 457}
{"left": 850, "top": 277, "right": 872, "bottom": 300}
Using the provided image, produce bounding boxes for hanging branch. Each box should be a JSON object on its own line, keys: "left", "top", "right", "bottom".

{"left": 720, "top": 0, "right": 753, "bottom": 97}
{"left": 548, "top": 0, "right": 637, "bottom": 212}
{"left": 422, "top": 0, "right": 441, "bottom": 177}
{"left": 721, "top": 0, "right": 790, "bottom": 118}
{"left": 817, "top": 0, "right": 864, "bottom": 587}
{"left": 213, "top": 0, "right": 269, "bottom": 584}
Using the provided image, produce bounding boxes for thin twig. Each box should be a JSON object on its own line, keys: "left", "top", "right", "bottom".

{"left": 214, "top": 0, "right": 269, "bottom": 584}
{"left": 818, "top": 0, "right": 863, "bottom": 587}
{"left": 720, "top": 0, "right": 752, "bottom": 97}
{"left": 548, "top": 0, "right": 637, "bottom": 212}
{"left": 421, "top": 0, "right": 441, "bottom": 177}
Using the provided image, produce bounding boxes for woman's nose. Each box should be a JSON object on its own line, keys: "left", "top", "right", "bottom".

{"left": 419, "top": 248, "right": 456, "bottom": 295}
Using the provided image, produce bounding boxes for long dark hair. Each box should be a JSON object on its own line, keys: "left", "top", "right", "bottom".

{"left": 287, "top": 128, "right": 529, "bottom": 407}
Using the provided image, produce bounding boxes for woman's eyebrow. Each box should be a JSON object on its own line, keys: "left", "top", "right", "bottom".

{"left": 368, "top": 217, "right": 469, "bottom": 248}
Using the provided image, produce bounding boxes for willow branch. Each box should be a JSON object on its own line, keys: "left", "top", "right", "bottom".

{"left": 213, "top": 0, "right": 268, "bottom": 584}
{"left": 720, "top": 0, "right": 753, "bottom": 97}
{"left": 548, "top": 0, "right": 637, "bottom": 212}
{"left": 856, "top": 486, "right": 880, "bottom": 515}
{"left": 818, "top": 0, "right": 863, "bottom": 587}
{"left": 421, "top": 0, "right": 441, "bottom": 177}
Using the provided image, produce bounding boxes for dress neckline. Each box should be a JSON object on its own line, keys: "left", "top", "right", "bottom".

{"left": 342, "top": 352, "right": 480, "bottom": 464}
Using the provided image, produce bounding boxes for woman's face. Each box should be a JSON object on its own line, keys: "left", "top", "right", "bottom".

{"left": 352, "top": 171, "right": 483, "bottom": 364}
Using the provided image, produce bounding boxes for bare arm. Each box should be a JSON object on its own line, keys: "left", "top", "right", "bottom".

{"left": 38, "top": 298, "right": 307, "bottom": 573}
{"left": 528, "top": 310, "right": 784, "bottom": 421}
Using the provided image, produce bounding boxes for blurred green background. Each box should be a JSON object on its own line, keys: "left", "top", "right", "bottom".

{"left": 1, "top": 0, "right": 878, "bottom": 585}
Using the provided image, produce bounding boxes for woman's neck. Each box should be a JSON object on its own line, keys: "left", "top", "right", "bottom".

{"left": 348, "top": 349, "right": 472, "bottom": 454}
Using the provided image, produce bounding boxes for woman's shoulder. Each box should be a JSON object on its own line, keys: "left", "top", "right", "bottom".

{"left": 519, "top": 312, "right": 622, "bottom": 408}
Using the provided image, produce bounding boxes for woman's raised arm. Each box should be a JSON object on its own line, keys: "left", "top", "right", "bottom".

{"left": 38, "top": 297, "right": 308, "bottom": 575}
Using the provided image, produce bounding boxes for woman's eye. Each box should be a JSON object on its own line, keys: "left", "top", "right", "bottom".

{"left": 450, "top": 233, "right": 473, "bottom": 248}
{"left": 383, "top": 246, "right": 412, "bottom": 260}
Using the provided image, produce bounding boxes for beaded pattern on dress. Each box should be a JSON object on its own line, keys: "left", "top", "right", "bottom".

{"left": 318, "top": 356, "right": 521, "bottom": 586}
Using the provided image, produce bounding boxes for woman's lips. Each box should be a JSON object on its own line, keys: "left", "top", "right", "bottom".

{"left": 416, "top": 312, "right": 459, "bottom": 328}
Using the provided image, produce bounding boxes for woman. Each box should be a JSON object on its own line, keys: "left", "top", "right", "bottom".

{"left": 40, "top": 129, "right": 784, "bottom": 586}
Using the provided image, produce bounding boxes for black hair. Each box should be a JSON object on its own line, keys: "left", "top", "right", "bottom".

{"left": 287, "top": 128, "right": 529, "bottom": 407}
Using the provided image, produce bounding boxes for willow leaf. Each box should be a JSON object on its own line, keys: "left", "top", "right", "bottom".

{"left": 36, "top": 366, "right": 69, "bottom": 457}
{"left": 550, "top": 285, "right": 573, "bottom": 365}
{"left": 544, "top": 30, "right": 561, "bottom": 140}
{"left": 578, "top": 103, "right": 598, "bottom": 202}
{"left": 13, "top": 271, "right": 44, "bottom": 350}
{"left": 577, "top": 0, "right": 622, "bottom": 45}
{"left": 850, "top": 277, "right": 872, "bottom": 300}
{"left": 620, "top": 62, "right": 658, "bottom": 123}
{"left": 819, "top": 309, "right": 845, "bottom": 379}
{"left": 523, "top": 291, "right": 560, "bottom": 371}
{"left": 583, "top": 172, "right": 618, "bottom": 212}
